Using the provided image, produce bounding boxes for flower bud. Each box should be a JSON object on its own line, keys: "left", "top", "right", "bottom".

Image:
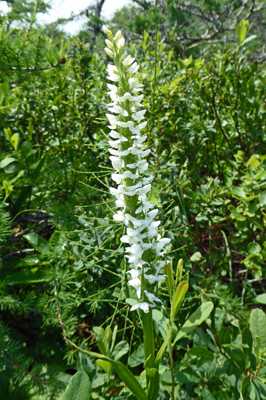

{"left": 102, "top": 25, "right": 111, "bottom": 34}
{"left": 105, "top": 47, "right": 114, "bottom": 58}
{"left": 117, "top": 37, "right": 125, "bottom": 49}
{"left": 114, "top": 30, "right": 122, "bottom": 41}
{"left": 105, "top": 39, "right": 113, "bottom": 49}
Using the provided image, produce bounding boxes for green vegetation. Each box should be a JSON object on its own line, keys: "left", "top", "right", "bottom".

{"left": 1, "top": 1, "right": 266, "bottom": 399}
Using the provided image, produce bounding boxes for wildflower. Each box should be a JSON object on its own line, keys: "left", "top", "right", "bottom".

{"left": 103, "top": 28, "right": 170, "bottom": 313}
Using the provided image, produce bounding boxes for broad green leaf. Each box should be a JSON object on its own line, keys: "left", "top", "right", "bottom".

{"left": 256, "top": 294, "right": 266, "bottom": 304}
{"left": 248, "top": 242, "right": 261, "bottom": 255}
{"left": 21, "top": 141, "right": 32, "bottom": 158}
{"left": 173, "top": 302, "right": 213, "bottom": 344}
{"left": 171, "top": 281, "right": 188, "bottom": 319}
{"left": 259, "top": 193, "right": 266, "bottom": 207}
{"left": 78, "top": 353, "right": 96, "bottom": 377}
{"left": 226, "top": 347, "right": 246, "bottom": 371}
{"left": 229, "top": 205, "right": 245, "bottom": 221}
{"left": 250, "top": 309, "right": 266, "bottom": 349}
{"left": 62, "top": 371, "right": 91, "bottom": 400}
{"left": 232, "top": 187, "right": 246, "bottom": 199}
{"left": 96, "top": 360, "right": 112, "bottom": 374}
{"left": 54, "top": 372, "right": 72, "bottom": 384}
{"left": 23, "top": 233, "right": 49, "bottom": 254}
{"left": 0, "top": 158, "right": 17, "bottom": 169}
{"left": 11, "top": 134, "right": 19, "bottom": 151}
{"left": 5, "top": 268, "right": 47, "bottom": 285}
{"left": 4, "top": 127, "right": 12, "bottom": 141}
{"left": 190, "top": 252, "right": 202, "bottom": 262}
{"left": 247, "top": 154, "right": 260, "bottom": 168}
{"left": 111, "top": 340, "right": 129, "bottom": 361}
{"left": 93, "top": 327, "right": 106, "bottom": 356}
{"left": 128, "top": 344, "right": 145, "bottom": 368}
{"left": 164, "top": 261, "right": 174, "bottom": 300}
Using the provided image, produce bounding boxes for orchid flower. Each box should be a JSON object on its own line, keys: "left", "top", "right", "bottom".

{"left": 103, "top": 26, "right": 171, "bottom": 313}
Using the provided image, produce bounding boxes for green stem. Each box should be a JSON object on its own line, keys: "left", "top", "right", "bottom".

{"left": 142, "top": 309, "right": 159, "bottom": 400}
{"left": 169, "top": 336, "right": 175, "bottom": 400}
{"left": 142, "top": 310, "right": 155, "bottom": 370}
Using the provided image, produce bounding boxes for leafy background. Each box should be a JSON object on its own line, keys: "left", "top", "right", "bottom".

{"left": 1, "top": 0, "right": 266, "bottom": 399}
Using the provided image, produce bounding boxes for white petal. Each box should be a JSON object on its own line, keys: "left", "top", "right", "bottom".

{"left": 123, "top": 55, "right": 135, "bottom": 67}
{"left": 130, "top": 302, "right": 150, "bottom": 313}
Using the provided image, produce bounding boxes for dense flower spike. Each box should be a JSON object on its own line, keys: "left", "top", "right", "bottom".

{"left": 103, "top": 27, "right": 170, "bottom": 313}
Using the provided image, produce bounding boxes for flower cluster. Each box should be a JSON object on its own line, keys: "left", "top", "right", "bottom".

{"left": 103, "top": 26, "right": 170, "bottom": 313}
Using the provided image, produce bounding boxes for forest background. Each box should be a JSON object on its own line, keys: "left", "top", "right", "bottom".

{"left": 1, "top": 0, "right": 266, "bottom": 399}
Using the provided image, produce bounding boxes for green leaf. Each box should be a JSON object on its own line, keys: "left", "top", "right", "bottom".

{"left": 173, "top": 302, "right": 213, "bottom": 344}
{"left": 4, "top": 268, "right": 47, "bottom": 285}
{"left": 4, "top": 127, "right": 12, "bottom": 141}
{"left": 96, "top": 360, "right": 112, "bottom": 374}
{"left": 256, "top": 294, "right": 266, "bottom": 305}
{"left": 111, "top": 340, "right": 129, "bottom": 361}
{"left": 152, "top": 309, "right": 170, "bottom": 340}
{"left": 31, "top": 156, "right": 46, "bottom": 181}
{"left": 226, "top": 347, "right": 246, "bottom": 372}
{"left": 62, "top": 371, "right": 91, "bottom": 400}
{"left": 54, "top": 372, "right": 72, "bottom": 384}
{"left": 259, "top": 193, "right": 266, "bottom": 207}
{"left": 23, "top": 233, "right": 49, "bottom": 254}
{"left": 0, "top": 158, "right": 17, "bottom": 169}
{"left": 235, "top": 20, "right": 249, "bottom": 46}
{"left": 250, "top": 309, "right": 266, "bottom": 349}
{"left": 171, "top": 281, "right": 188, "bottom": 319}
{"left": 155, "top": 327, "right": 171, "bottom": 368}
{"left": 128, "top": 344, "right": 145, "bottom": 368}
{"left": 247, "top": 155, "right": 260, "bottom": 169}
{"left": 11, "top": 134, "right": 19, "bottom": 151}
{"left": 113, "top": 359, "right": 147, "bottom": 400}
{"left": 176, "top": 258, "right": 183, "bottom": 284}
{"left": 190, "top": 252, "right": 202, "bottom": 262}
{"left": 242, "top": 35, "right": 257, "bottom": 46}
{"left": 63, "top": 341, "right": 148, "bottom": 400}
{"left": 232, "top": 187, "right": 246, "bottom": 199}
{"left": 93, "top": 327, "right": 106, "bottom": 356}
{"left": 14, "top": 255, "right": 48, "bottom": 268}
{"left": 229, "top": 205, "right": 245, "bottom": 221}
{"left": 164, "top": 261, "right": 174, "bottom": 300}
{"left": 21, "top": 141, "right": 32, "bottom": 158}
{"left": 248, "top": 242, "right": 261, "bottom": 255}
{"left": 2, "top": 180, "right": 12, "bottom": 201}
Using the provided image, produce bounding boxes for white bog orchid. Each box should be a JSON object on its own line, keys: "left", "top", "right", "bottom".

{"left": 103, "top": 27, "right": 171, "bottom": 313}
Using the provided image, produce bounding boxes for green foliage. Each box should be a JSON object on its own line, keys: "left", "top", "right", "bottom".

{"left": 0, "top": 2, "right": 266, "bottom": 398}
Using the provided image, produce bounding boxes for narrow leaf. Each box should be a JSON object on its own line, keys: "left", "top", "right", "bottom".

{"left": 171, "top": 281, "right": 189, "bottom": 319}
{"left": 173, "top": 302, "right": 213, "bottom": 344}
{"left": 155, "top": 327, "right": 171, "bottom": 368}
{"left": 164, "top": 261, "right": 174, "bottom": 300}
